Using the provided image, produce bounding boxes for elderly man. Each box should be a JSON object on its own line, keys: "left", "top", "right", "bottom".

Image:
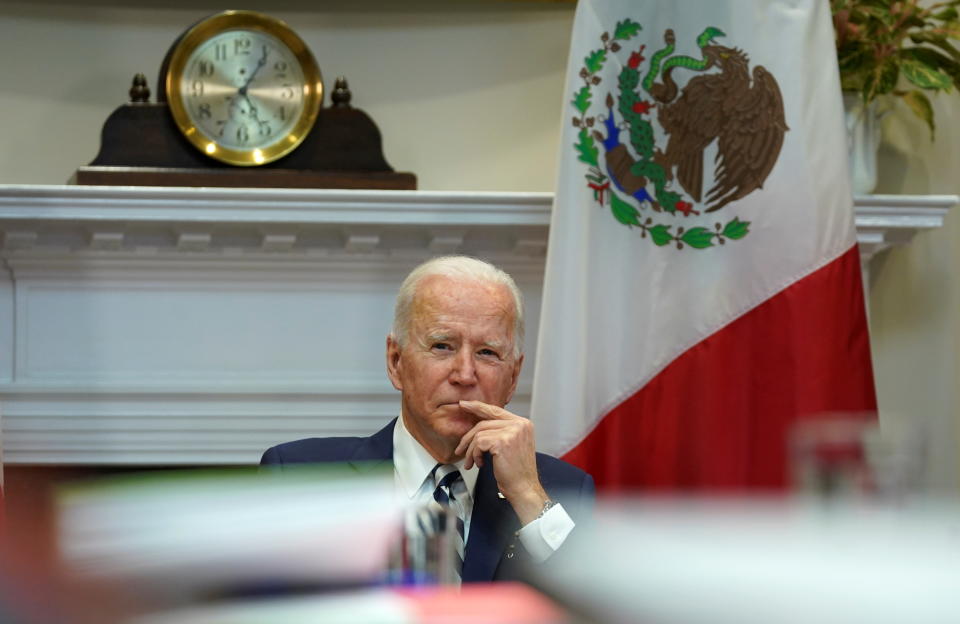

{"left": 261, "top": 256, "right": 594, "bottom": 583}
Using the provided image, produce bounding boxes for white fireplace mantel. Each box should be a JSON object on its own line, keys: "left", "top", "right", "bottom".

{"left": 0, "top": 186, "right": 951, "bottom": 261}
{"left": 853, "top": 194, "right": 958, "bottom": 261}
{"left": 0, "top": 185, "right": 955, "bottom": 465}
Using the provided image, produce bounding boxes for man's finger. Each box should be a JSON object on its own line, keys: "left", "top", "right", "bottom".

{"left": 463, "top": 435, "right": 486, "bottom": 470}
{"left": 459, "top": 400, "right": 518, "bottom": 420}
{"left": 455, "top": 420, "right": 508, "bottom": 455}
{"left": 455, "top": 428, "right": 476, "bottom": 456}
{"left": 462, "top": 434, "right": 479, "bottom": 469}
{"left": 455, "top": 421, "right": 486, "bottom": 455}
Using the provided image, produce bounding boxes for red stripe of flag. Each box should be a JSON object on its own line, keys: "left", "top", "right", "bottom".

{"left": 563, "top": 244, "right": 876, "bottom": 491}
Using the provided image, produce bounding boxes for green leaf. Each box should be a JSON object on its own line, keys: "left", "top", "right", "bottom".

{"left": 609, "top": 192, "right": 640, "bottom": 226}
{"left": 902, "top": 45, "right": 960, "bottom": 68}
{"left": 908, "top": 33, "right": 960, "bottom": 61}
{"left": 722, "top": 218, "right": 750, "bottom": 240}
{"left": 613, "top": 19, "right": 642, "bottom": 40}
{"left": 943, "top": 61, "right": 960, "bottom": 91}
{"left": 901, "top": 90, "right": 935, "bottom": 139}
{"left": 937, "top": 21, "right": 960, "bottom": 39}
{"left": 572, "top": 86, "right": 591, "bottom": 114}
{"left": 837, "top": 43, "right": 867, "bottom": 70}
{"left": 628, "top": 158, "right": 656, "bottom": 179}
{"left": 574, "top": 128, "right": 599, "bottom": 167}
{"left": 584, "top": 49, "right": 607, "bottom": 74}
{"left": 865, "top": 59, "right": 899, "bottom": 99}
{"left": 648, "top": 224, "right": 673, "bottom": 246}
{"left": 902, "top": 58, "right": 953, "bottom": 89}
{"left": 680, "top": 227, "right": 715, "bottom": 249}
{"left": 903, "top": 46, "right": 960, "bottom": 89}
{"left": 933, "top": 8, "right": 959, "bottom": 21}
{"left": 837, "top": 45, "right": 871, "bottom": 92}
{"left": 902, "top": 13, "right": 926, "bottom": 29}
{"left": 846, "top": 8, "right": 871, "bottom": 26}
{"left": 878, "top": 58, "right": 900, "bottom": 93}
{"left": 656, "top": 190, "right": 683, "bottom": 213}
{"left": 857, "top": 5, "right": 893, "bottom": 25}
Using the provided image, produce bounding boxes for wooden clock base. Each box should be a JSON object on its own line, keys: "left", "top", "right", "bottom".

{"left": 71, "top": 166, "right": 416, "bottom": 190}
{"left": 74, "top": 84, "right": 416, "bottom": 190}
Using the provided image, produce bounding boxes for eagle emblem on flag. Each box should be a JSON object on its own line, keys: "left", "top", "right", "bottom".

{"left": 572, "top": 21, "right": 789, "bottom": 249}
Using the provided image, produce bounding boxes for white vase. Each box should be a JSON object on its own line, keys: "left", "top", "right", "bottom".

{"left": 843, "top": 93, "right": 882, "bottom": 195}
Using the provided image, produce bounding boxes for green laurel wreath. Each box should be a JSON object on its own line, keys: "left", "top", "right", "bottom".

{"left": 572, "top": 19, "right": 751, "bottom": 250}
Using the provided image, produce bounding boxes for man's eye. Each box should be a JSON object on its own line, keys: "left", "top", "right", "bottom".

{"left": 478, "top": 348, "right": 499, "bottom": 358}
{"left": 432, "top": 343, "right": 452, "bottom": 351}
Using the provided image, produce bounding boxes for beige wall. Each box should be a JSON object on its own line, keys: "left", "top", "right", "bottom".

{"left": 0, "top": 0, "right": 574, "bottom": 190}
{"left": 870, "top": 92, "right": 960, "bottom": 492}
{"left": 1, "top": 0, "right": 958, "bottom": 491}
{"left": 869, "top": 0, "right": 960, "bottom": 492}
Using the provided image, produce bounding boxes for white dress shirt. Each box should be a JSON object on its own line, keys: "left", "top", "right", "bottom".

{"left": 392, "top": 415, "right": 574, "bottom": 563}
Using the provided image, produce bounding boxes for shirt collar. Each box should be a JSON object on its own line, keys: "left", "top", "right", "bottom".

{"left": 392, "top": 414, "right": 479, "bottom": 499}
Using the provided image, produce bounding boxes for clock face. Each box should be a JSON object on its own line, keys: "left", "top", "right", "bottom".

{"left": 181, "top": 30, "right": 306, "bottom": 153}
{"left": 165, "top": 11, "right": 323, "bottom": 166}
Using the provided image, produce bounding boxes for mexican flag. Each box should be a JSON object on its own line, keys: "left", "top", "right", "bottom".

{"left": 531, "top": 0, "right": 876, "bottom": 490}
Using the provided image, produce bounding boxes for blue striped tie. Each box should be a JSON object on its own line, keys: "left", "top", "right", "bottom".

{"left": 431, "top": 463, "right": 467, "bottom": 584}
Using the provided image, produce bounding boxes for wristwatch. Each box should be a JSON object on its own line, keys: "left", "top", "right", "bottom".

{"left": 537, "top": 499, "right": 556, "bottom": 519}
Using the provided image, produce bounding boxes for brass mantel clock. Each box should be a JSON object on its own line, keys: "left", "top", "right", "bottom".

{"left": 164, "top": 10, "right": 323, "bottom": 166}
{"left": 74, "top": 10, "right": 415, "bottom": 189}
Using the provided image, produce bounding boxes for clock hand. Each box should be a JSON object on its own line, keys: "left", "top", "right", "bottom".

{"left": 238, "top": 46, "right": 269, "bottom": 96}
{"left": 243, "top": 96, "right": 260, "bottom": 121}
{"left": 240, "top": 93, "right": 271, "bottom": 135}
{"left": 230, "top": 47, "right": 269, "bottom": 137}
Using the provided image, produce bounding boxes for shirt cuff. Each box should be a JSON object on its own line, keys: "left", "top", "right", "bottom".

{"left": 516, "top": 503, "right": 575, "bottom": 564}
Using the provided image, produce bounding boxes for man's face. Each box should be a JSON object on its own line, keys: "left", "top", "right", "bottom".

{"left": 386, "top": 275, "right": 523, "bottom": 461}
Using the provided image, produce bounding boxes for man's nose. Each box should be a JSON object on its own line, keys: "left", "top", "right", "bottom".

{"left": 448, "top": 350, "right": 478, "bottom": 385}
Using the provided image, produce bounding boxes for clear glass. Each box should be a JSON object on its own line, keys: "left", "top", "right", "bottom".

{"left": 385, "top": 503, "right": 459, "bottom": 586}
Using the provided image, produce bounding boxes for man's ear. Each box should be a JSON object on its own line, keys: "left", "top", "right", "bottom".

{"left": 385, "top": 335, "right": 404, "bottom": 391}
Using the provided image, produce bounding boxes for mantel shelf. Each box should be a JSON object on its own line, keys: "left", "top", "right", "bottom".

{"left": 853, "top": 193, "right": 958, "bottom": 259}
{"left": 0, "top": 186, "right": 953, "bottom": 262}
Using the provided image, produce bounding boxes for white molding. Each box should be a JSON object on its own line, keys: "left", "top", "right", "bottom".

{"left": 0, "top": 186, "right": 954, "bottom": 465}
{"left": 0, "top": 185, "right": 554, "bottom": 226}
{"left": 853, "top": 194, "right": 957, "bottom": 262}
{"left": 0, "top": 186, "right": 952, "bottom": 259}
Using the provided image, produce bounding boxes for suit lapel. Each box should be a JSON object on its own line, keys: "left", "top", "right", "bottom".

{"left": 347, "top": 418, "right": 395, "bottom": 473}
{"left": 462, "top": 457, "right": 517, "bottom": 582}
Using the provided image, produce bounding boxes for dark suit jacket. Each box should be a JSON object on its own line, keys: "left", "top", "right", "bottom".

{"left": 260, "top": 418, "right": 595, "bottom": 582}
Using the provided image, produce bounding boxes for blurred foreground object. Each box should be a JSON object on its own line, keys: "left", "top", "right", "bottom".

{"left": 56, "top": 468, "right": 566, "bottom": 622}
{"left": 535, "top": 500, "right": 960, "bottom": 623}
{"left": 129, "top": 584, "right": 565, "bottom": 624}
{"left": 791, "top": 414, "right": 925, "bottom": 499}
{"left": 58, "top": 466, "right": 400, "bottom": 600}
{"left": 388, "top": 504, "right": 462, "bottom": 586}
{"left": 792, "top": 416, "right": 873, "bottom": 496}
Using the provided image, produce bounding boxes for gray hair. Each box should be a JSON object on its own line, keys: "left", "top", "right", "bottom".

{"left": 391, "top": 256, "right": 525, "bottom": 357}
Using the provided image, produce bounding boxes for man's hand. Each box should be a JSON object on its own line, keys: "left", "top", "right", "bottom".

{"left": 454, "top": 400, "right": 549, "bottom": 526}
